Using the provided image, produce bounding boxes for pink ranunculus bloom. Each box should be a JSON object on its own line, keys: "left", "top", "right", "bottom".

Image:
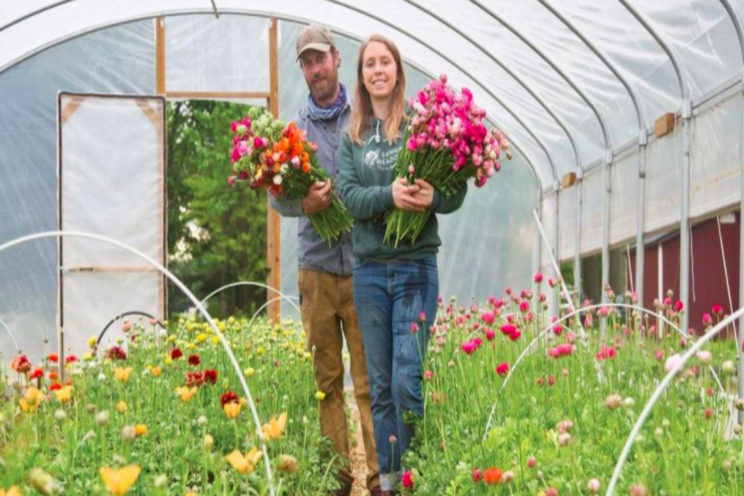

{"left": 496, "top": 362, "right": 509, "bottom": 377}
{"left": 702, "top": 313, "right": 712, "bottom": 325}
{"left": 534, "top": 272, "right": 544, "bottom": 284}
{"left": 566, "top": 331, "right": 576, "bottom": 343}
{"left": 519, "top": 301, "right": 530, "bottom": 313}
{"left": 552, "top": 324, "right": 563, "bottom": 335}
{"left": 508, "top": 330, "right": 522, "bottom": 341}
{"left": 663, "top": 297, "right": 672, "bottom": 307}
{"left": 596, "top": 346, "right": 616, "bottom": 361}
{"left": 654, "top": 350, "right": 664, "bottom": 361}
{"left": 461, "top": 341, "right": 477, "bottom": 355}
{"left": 424, "top": 370, "right": 434, "bottom": 381}
{"left": 485, "top": 329, "right": 496, "bottom": 341}
{"left": 401, "top": 471, "right": 414, "bottom": 488}
{"left": 500, "top": 324, "right": 517, "bottom": 336}
{"left": 474, "top": 337, "right": 483, "bottom": 348}
{"left": 548, "top": 277, "right": 557, "bottom": 288}
{"left": 675, "top": 300, "right": 684, "bottom": 312}
{"left": 664, "top": 353, "right": 683, "bottom": 374}
{"left": 548, "top": 344, "right": 573, "bottom": 359}
{"left": 481, "top": 312, "right": 495, "bottom": 325}
{"left": 712, "top": 304, "right": 724, "bottom": 315}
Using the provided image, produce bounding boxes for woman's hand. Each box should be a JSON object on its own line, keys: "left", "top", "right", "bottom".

{"left": 392, "top": 178, "right": 426, "bottom": 212}
{"left": 411, "top": 179, "right": 434, "bottom": 208}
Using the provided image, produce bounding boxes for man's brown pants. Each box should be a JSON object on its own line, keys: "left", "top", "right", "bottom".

{"left": 299, "top": 269, "right": 379, "bottom": 490}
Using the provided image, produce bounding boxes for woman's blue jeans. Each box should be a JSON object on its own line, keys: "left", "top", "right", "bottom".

{"left": 352, "top": 256, "right": 438, "bottom": 491}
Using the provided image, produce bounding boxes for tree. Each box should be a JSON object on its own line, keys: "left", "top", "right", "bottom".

{"left": 166, "top": 100, "right": 267, "bottom": 317}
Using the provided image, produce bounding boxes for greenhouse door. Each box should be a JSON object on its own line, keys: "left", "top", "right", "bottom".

{"left": 58, "top": 93, "right": 167, "bottom": 355}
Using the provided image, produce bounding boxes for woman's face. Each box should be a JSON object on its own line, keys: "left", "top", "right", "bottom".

{"left": 362, "top": 41, "right": 398, "bottom": 101}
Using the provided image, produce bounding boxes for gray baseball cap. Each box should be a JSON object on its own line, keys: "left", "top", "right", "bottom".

{"left": 296, "top": 24, "right": 335, "bottom": 60}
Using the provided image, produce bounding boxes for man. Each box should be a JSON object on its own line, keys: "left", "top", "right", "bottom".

{"left": 269, "top": 24, "right": 381, "bottom": 496}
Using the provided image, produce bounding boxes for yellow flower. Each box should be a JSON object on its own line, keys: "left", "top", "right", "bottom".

{"left": 185, "top": 493, "right": 197, "bottom": 496}
{"left": 18, "top": 387, "right": 43, "bottom": 413}
{"left": 83, "top": 352, "right": 94, "bottom": 361}
{"left": 134, "top": 424, "right": 147, "bottom": 437}
{"left": 262, "top": 412, "right": 287, "bottom": 440}
{"left": 148, "top": 366, "right": 162, "bottom": 377}
{"left": 114, "top": 367, "right": 133, "bottom": 383}
{"left": 99, "top": 465, "right": 141, "bottom": 496}
{"left": 0, "top": 486, "right": 22, "bottom": 496}
{"left": 223, "top": 402, "right": 241, "bottom": 419}
{"left": 88, "top": 336, "right": 98, "bottom": 348}
{"left": 196, "top": 334, "right": 207, "bottom": 343}
{"left": 257, "top": 347, "right": 265, "bottom": 355}
{"left": 116, "top": 401, "right": 128, "bottom": 413}
{"left": 53, "top": 385, "right": 73, "bottom": 404}
{"left": 226, "top": 447, "right": 262, "bottom": 474}
{"left": 218, "top": 322, "right": 226, "bottom": 332}
{"left": 212, "top": 337, "right": 220, "bottom": 345}
{"left": 187, "top": 343, "right": 196, "bottom": 350}
{"left": 175, "top": 387, "right": 198, "bottom": 403}
{"left": 203, "top": 434, "right": 214, "bottom": 450}
{"left": 167, "top": 335, "right": 176, "bottom": 343}
{"left": 243, "top": 367, "right": 255, "bottom": 378}
{"left": 165, "top": 357, "right": 173, "bottom": 366}
{"left": 186, "top": 323, "right": 195, "bottom": 332}
{"left": 315, "top": 390, "right": 326, "bottom": 401}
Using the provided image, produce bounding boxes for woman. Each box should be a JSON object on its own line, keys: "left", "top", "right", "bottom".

{"left": 339, "top": 34, "right": 466, "bottom": 494}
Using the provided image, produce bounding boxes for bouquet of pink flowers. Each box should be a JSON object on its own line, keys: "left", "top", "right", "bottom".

{"left": 228, "top": 107, "right": 353, "bottom": 244}
{"left": 384, "top": 74, "right": 511, "bottom": 246}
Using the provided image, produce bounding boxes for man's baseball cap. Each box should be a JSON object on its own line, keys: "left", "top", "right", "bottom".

{"left": 296, "top": 24, "right": 335, "bottom": 60}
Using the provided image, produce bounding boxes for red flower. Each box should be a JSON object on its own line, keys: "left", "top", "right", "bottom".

{"left": 401, "top": 471, "right": 414, "bottom": 488}
{"left": 204, "top": 369, "right": 218, "bottom": 384}
{"left": 10, "top": 354, "right": 31, "bottom": 373}
{"left": 107, "top": 346, "right": 128, "bottom": 361}
{"left": 221, "top": 391, "right": 239, "bottom": 407}
{"left": 65, "top": 355, "right": 78, "bottom": 364}
{"left": 496, "top": 362, "right": 509, "bottom": 377}
{"left": 185, "top": 371, "right": 204, "bottom": 387}
{"left": 49, "top": 371, "right": 58, "bottom": 380}
{"left": 171, "top": 348, "right": 183, "bottom": 360}
{"left": 188, "top": 354, "right": 201, "bottom": 367}
{"left": 30, "top": 368, "right": 44, "bottom": 380}
{"left": 485, "top": 467, "right": 502, "bottom": 485}
{"left": 50, "top": 382, "right": 62, "bottom": 391}
{"left": 48, "top": 353, "right": 59, "bottom": 363}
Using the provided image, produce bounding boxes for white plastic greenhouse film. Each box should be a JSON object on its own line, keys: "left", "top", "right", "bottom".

{"left": 558, "top": 185, "right": 577, "bottom": 261}
{"left": 645, "top": 126, "right": 682, "bottom": 233}
{"left": 690, "top": 91, "right": 742, "bottom": 217}
{"left": 610, "top": 148, "right": 639, "bottom": 245}
{"left": 59, "top": 94, "right": 166, "bottom": 355}
{"left": 581, "top": 167, "right": 603, "bottom": 254}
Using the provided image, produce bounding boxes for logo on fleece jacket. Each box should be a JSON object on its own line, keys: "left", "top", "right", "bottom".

{"left": 363, "top": 146, "right": 399, "bottom": 171}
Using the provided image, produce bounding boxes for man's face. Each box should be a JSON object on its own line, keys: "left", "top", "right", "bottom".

{"left": 299, "top": 49, "right": 340, "bottom": 105}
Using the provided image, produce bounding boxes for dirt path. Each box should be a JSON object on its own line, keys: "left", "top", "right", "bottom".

{"left": 349, "top": 401, "right": 371, "bottom": 496}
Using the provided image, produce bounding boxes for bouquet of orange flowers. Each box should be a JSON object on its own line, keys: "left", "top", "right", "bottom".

{"left": 228, "top": 108, "right": 353, "bottom": 244}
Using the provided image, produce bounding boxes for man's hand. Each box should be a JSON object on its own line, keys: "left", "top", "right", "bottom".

{"left": 392, "top": 178, "right": 426, "bottom": 212}
{"left": 411, "top": 179, "right": 434, "bottom": 208}
{"left": 302, "top": 180, "right": 332, "bottom": 215}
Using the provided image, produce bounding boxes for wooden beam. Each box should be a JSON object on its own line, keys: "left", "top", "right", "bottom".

{"left": 155, "top": 18, "right": 165, "bottom": 94}
{"left": 267, "top": 18, "right": 281, "bottom": 323}
{"left": 165, "top": 91, "right": 272, "bottom": 100}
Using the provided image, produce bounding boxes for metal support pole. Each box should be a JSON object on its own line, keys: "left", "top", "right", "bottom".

{"left": 601, "top": 151, "right": 613, "bottom": 339}
{"left": 680, "top": 101, "right": 693, "bottom": 335}
{"left": 574, "top": 171, "right": 583, "bottom": 300}
{"left": 635, "top": 131, "right": 648, "bottom": 307}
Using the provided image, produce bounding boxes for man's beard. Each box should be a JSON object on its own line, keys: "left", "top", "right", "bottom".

{"left": 310, "top": 75, "right": 339, "bottom": 104}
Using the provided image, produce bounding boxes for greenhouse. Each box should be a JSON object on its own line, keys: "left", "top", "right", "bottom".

{"left": 2, "top": 1, "right": 744, "bottom": 495}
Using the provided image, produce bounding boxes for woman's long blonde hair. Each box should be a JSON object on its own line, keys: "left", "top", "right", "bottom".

{"left": 349, "top": 34, "right": 407, "bottom": 145}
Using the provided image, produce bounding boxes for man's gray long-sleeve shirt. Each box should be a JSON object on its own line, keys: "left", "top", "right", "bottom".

{"left": 269, "top": 94, "right": 354, "bottom": 275}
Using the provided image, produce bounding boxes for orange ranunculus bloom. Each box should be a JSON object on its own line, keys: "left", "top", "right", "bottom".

{"left": 485, "top": 467, "right": 502, "bottom": 485}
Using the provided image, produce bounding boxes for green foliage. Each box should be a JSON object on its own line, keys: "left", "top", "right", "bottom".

{"left": 166, "top": 100, "right": 268, "bottom": 317}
